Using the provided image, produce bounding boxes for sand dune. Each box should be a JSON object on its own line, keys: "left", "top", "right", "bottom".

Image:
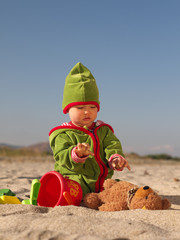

{"left": 0, "top": 157, "right": 180, "bottom": 240}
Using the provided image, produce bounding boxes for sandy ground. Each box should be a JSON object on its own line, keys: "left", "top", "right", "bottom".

{"left": 0, "top": 156, "right": 180, "bottom": 240}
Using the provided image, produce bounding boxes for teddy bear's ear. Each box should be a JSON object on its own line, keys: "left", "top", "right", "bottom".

{"left": 162, "top": 199, "right": 171, "bottom": 210}
{"left": 103, "top": 179, "right": 117, "bottom": 189}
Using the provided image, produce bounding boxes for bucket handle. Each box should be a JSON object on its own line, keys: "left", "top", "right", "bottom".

{"left": 63, "top": 191, "right": 73, "bottom": 205}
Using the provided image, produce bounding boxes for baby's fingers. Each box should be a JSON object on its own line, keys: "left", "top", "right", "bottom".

{"left": 81, "top": 143, "right": 89, "bottom": 149}
{"left": 77, "top": 143, "right": 84, "bottom": 149}
{"left": 119, "top": 157, "right": 131, "bottom": 171}
{"left": 88, "top": 151, "right": 94, "bottom": 156}
{"left": 81, "top": 143, "right": 94, "bottom": 156}
{"left": 77, "top": 143, "right": 94, "bottom": 156}
{"left": 124, "top": 161, "right": 131, "bottom": 171}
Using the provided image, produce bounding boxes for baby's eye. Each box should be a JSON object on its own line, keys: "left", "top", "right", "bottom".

{"left": 76, "top": 106, "right": 84, "bottom": 110}
{"left": 90, "top": 106, "right": 96, "bottom": 108}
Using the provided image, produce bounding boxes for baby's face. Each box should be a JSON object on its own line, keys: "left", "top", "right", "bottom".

{"left": 68, "top": 104, "right": 98, "bottom": 128}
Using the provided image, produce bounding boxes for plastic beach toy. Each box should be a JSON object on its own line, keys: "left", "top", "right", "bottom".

{"left": 0, "top": 195, "right": 21, "bottom": 204}
{"left": 30, "top": 179, "right": 41, "bottom": 205}
{"left": 22, "top": 179, "right": 41, "bottom": 205}
{"left": 0, "top": 188, "right": 21, "bottom": 204}
{"left": 37, "top": 171, "right": 83, "bottom": 208}
{"left": 0, "top": 189, "right": 15, "bottom": 197}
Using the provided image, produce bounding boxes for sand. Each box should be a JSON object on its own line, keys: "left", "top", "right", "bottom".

{"left": 0, "top": 156, "right": 180, "bottom": 240}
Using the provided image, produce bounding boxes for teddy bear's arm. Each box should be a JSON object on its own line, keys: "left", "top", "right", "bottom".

{"left": 83, "top": 193, "right": 102, "bottom": 210}
{"left": 162, "top": 199, "right": 171, "bottom": 210}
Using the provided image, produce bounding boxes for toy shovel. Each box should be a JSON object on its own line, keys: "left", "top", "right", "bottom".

{"left": 22, "top": 179, "right": 41, "bottom": 205}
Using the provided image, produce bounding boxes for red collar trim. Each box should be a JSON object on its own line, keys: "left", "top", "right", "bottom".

{"left": 49, "top": 121, "right": 114, "bottom": 136}
{"left": 49, "top": 124, "right": 89, "bottom": 136}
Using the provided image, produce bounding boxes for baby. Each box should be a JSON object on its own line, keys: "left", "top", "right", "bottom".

{"left": 49, "top": 62, "right": 131, "bottom": 196}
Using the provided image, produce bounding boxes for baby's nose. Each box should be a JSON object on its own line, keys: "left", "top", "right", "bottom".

{"left": 84, "top": 109, "right": 89, "bottom": 114}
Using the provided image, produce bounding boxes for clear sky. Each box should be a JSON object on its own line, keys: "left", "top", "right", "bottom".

{"left": 0, "top": 0, "right": 180, "bottom": 157}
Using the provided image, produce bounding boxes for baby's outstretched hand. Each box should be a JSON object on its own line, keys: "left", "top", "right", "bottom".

{"left": 112, "top": 156, "right": 131, "bottom": 171}
{"left": 75, "top": 143, "right": 94, "bottom": 158}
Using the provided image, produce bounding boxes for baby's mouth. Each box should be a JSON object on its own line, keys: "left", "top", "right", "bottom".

{"left": 83, "top": 117, "right": 90, "bottom": 121}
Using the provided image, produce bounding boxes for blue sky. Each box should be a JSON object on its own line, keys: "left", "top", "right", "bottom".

{"left": 0, "top": 0, "right": 180, "bottom": 157}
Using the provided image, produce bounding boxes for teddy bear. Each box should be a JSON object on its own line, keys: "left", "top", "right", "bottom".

{"left": 83, "top": 179, "right": 171, "bottom": 211}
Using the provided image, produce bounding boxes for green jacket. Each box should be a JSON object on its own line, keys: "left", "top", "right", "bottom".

{"left": 49, "top": 121, "right": 125, "bottom": 196}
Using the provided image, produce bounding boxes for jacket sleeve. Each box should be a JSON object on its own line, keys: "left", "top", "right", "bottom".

{"left": 102, "top": 127, "right": 125, "bottom": 161}
{"left": 49, "top": 132, "right": 85, "bottom": 172}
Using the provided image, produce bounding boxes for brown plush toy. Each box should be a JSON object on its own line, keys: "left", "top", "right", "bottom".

{"left": 83, "top": 179, "right": 171, "bottom": 211}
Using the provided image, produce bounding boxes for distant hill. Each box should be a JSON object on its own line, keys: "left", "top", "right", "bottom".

{"left": 0, "top": 143, "right": 22, "bottom": 149}
{"left": 0, "top": 142, "right": 52, "bottom": 156}
{"left": 20, "top": 142, "right": 52, "bottom": 153}
{"left": 0, "top": 142, "right": 180, "bottom": 161}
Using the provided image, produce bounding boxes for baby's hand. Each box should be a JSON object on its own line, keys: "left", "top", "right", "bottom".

{"left": 112, "top": 156, "right": 131, "bottom": 171}
{"left": 75, "top": 143, "right": 94, "bottom": 158}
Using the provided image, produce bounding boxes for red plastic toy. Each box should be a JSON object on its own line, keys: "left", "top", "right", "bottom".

{"left": 37, "top": 171, "right": 83, "bottom": 208}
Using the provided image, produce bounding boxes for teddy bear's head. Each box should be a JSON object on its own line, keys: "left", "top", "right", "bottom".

{"left": 128, "top": 185, "right": 171, "bottom": 210}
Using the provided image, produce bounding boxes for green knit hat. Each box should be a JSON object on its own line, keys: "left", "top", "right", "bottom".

{"left": 62, "top": 62, "right": 100, "bottom": 114}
